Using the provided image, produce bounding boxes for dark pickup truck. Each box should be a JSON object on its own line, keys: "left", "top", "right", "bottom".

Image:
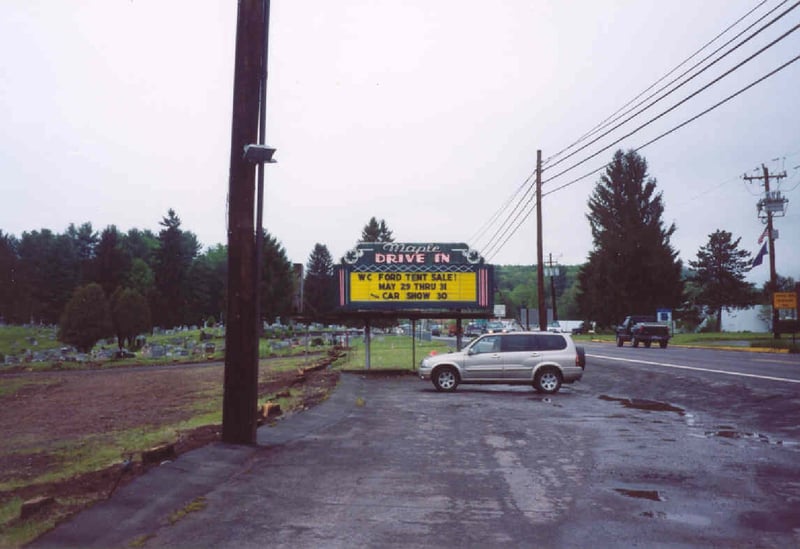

{"left": 616, "top": 315, "right": 670, "bottom": 348}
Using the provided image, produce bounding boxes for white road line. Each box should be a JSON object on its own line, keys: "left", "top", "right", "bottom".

{"left": 588, "top": 354, "right": 800, "bottom": 384}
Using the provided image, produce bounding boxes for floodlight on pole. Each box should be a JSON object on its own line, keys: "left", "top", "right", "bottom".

{"left": 243, "top": 144, "right": 277, "bottom": 164}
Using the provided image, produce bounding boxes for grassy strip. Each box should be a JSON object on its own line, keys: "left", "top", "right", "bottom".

{"left": 576, "top": 331, "right": 797, "bottom": 351}
{"left": 333, "top": 335, "right": 453, "bottom": 371}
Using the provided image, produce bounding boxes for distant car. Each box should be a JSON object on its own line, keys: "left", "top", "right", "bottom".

{"left": 486, "top": 321, "right": 505, "bottom": 333}
{"left": 419, "top": 331, "right": 585, "bottom": 394}
{"left": 464, "top": 322, "right": 482, "bottom": 337}
{"left": 430, "top": 324, "right": 442, "bottom": 336}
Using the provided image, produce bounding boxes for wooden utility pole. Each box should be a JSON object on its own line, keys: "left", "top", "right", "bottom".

{"left": 744, "top": 164, "right": 787, "bottom": 339}
{"left": 223, "top": 0, "right": 265, "bottom": 445}
{"left": 536, "top": 150, "right": 547, "bottom": 331}
{"left": 548, "top": 253, "right": 558, "bottom": 322}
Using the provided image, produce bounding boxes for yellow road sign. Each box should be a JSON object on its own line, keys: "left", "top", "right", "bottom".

{"left": 774, "top": 292, "right": 797, "bottom": 309}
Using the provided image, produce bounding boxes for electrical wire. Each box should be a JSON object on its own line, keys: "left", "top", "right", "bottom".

{"left": 469, "top": 169, "right": 535, "bottom": 247}
{"left": 485, "top": 198, "right": 538, "bottom": 263}
{"left": 481, "top": 183, "right": 537, "bottom": 259}
{"left": 543, "top": 0, "right": 775, "bottom": 166}
{"left": 542, "top": 24, "right": 800, "bottom": 187}
{"left": 474, "top": 1, "right": 799, "bottom": 260}
{"left": 542, "top": 53, "right": 800, "bottom": 198}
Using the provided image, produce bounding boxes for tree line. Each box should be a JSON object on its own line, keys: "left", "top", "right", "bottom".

{"left": 2, "top": 150, "right": 792, "bottom": 349}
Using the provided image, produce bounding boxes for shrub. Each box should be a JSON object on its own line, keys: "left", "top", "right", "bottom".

{"left": 58, "top": 283, "right": 113, "bottom": 353}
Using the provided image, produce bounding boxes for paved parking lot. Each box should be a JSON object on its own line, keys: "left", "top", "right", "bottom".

{"left": 39, "top": 356, "right": 800, "bottom": 548}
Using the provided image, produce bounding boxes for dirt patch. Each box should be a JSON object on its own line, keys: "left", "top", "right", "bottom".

{"left": 0, "top": 361, "right": 341, "bottom": 545}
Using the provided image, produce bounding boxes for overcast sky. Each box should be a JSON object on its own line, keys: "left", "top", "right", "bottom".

{"left": 1, "top": 0, "right": 798, "bottom": 287}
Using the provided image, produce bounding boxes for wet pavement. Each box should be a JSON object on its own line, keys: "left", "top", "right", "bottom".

{"left": 35, "top": 346, "right": 800, "bottom": 548}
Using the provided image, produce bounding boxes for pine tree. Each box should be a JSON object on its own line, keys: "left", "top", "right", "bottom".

{"left": 303, "top": 243, "right": 336, "bottom": 317}
{"left": 360, "top": 217, "right": 394, "bottom": 243}
{"left": 258, "top": 230, "right": 295, "bottom": 324}
{"left": 689, "top": 230, "right": 756, "bottom": 331}
{"left": 577, "top": 150, "right": 683, "bottom": 326}
{"left": 152, "top": 209, "right": 199, "bottom": 327}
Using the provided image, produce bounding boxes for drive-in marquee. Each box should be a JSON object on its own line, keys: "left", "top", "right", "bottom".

{"left": 336, "top": 242, "right": 493, "bottom": 313}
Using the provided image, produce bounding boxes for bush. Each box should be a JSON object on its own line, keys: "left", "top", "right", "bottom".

{"left": 58, "top": 283, "right": 113, "bottom": 353}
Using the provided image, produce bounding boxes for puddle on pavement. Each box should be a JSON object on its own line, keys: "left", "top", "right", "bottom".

{"left": 705, "top": 427, "right": 771, "bottom": 443}
{"left": 614, "top": 488, "right": 664, "bottom": 501}
{"left": 599, "top": 395, "right": 685, "bottom": 416}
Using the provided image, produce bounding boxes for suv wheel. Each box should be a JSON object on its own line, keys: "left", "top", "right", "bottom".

{"left": 534, "top": 367, "right": 562, "bottom": 394}
{"left": 433, "top": 366, "right": 459, "bottom": 392}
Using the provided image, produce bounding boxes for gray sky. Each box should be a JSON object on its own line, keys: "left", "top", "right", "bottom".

{"left": 1, "top": 0, "right": 798, "bottom": 287}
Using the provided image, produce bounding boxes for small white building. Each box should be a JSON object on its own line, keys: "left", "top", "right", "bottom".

{"left": 721, "top": 306, "right": 770, "bottom": 333}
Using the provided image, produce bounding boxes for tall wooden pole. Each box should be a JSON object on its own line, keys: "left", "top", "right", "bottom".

{"left": 536, "top": 150, "right": 547, "bottom": 331}
{"left": 763, "top": 165, "right": 779, "bottom": 339}
{"left": 223, "top": 0, "right": 265, "bottom": 445}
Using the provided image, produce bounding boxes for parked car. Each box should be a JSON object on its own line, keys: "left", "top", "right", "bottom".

{"left": 464, "top": 322, "right": 483, "bottom": 337}
{"left": 486, "top": 321, "right": 505, "bottom": 333}
{"left": 418, "top": 331, "right": 585, "bottom": 394}
{"left": 430, "top": 324, "right": 442, "bottom": 336}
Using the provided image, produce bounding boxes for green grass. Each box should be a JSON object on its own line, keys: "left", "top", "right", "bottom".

{"left": 0, "top": 324, "right": 335, "bottom": 372}
{"left": 574, "top": 331, "right": 797, "bottom": 351}
{"left": 334, "top": 335, "right": 453, "bottom": 371}
{"left": 0, "top": 325, "right": 61, "bottom": 357}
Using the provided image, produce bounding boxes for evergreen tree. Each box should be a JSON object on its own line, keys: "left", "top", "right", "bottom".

{"left": 186, "top": 245, "right": 227, "bottom": 326}
{"left": 360, "top": 217, "right": 395, "bottom": 243}
{"left": 65, "top": 222, "right": 98, "bottom": 285}
{"left": 689, "top": 230, "right": 756, "bottom": 331}
{"left": 17, "top": 229, "right": 79, "bottom": 324}
{"left": 577, "top": 150, "right": 683, "bottom": 327}
{"left": 58, "top": 283, "right": 113, "bottom": 352}
{"left": 93, "top": 225, "right": 132, "bottom": 297}
{"left": 303, "top": 243, "right": 336, "bottom": 317}
{"left": 0, "top": 231, "right": 22, "bottom": 323}
{"left": 258, "top": 230, "right": 295, "bottom": 324}
{"left": 111, "top": 288, "right": 152, "bottom": 350}
{"left": 152, "top": 209, "right": 199, "bottom": 328}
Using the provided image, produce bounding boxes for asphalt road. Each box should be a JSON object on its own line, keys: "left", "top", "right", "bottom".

{"left": 38, "top": 343, "right": 800, "bottom": 548}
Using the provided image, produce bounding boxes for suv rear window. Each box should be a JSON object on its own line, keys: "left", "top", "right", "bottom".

{"left": 534, "top": 334, "right": 567, "bottom": 351}
{"left": 499, "top": 333, "right": 567, "bottom": 352}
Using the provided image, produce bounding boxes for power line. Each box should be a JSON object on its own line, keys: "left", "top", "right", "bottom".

{"left": 541, "top": 53, "right": 800, "bottom": 198}
{"left": 469, "top": 169, "right": 535, "bottom": 247}
{"left": 543, "top": 0, "right": 775, "bottom": 166}
{"left": 482, "top": 185, "right": 537, "bottom": 260}
{"left": 485, "top": 198, "right": 538, "bottom": 263}
{"left": 542, "top": 23, "right": 800, "bottom": 187}
{"left": 474, "top": 2, "right": 799, "bottom": 261}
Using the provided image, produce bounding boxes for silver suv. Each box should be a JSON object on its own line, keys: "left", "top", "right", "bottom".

{"left": 419, "top": 331, "right": 585, "bottom": 394}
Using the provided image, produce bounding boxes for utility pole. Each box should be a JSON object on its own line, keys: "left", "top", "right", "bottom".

{"left": 536, "top": 150, "right": 547, "bottom": 331}
{"left": 744, "top": 164, "right": 788, "bottom": 339}
{"left": 223, "top": 0, "right": 265, "bottom": 445}
{"left": 254, "top": 0, "right": 272, "bottom": 339}
{"left": 546, "top": 253, "right": 559, "bottom": 322}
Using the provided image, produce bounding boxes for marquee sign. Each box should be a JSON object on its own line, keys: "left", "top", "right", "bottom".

{"left": 336, "top": 242, "right": 493, "bottom": 313}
